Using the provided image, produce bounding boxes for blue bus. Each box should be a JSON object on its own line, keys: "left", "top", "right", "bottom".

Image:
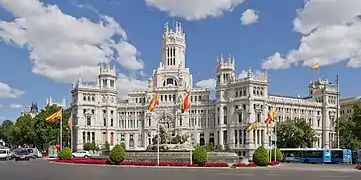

{"left": 352, "top": 150, "right": 361, "bottom": 164}
{"left": 280, "top": 148, "right": 351, "bottom": 164}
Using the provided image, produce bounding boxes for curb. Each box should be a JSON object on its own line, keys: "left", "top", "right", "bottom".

{"left": 49, "top": 162, "right": 233, "bottom": 169}
{"left": 50, "top": 161, "right": 282, "bottom": 170}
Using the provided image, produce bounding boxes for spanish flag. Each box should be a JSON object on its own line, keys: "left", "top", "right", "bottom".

{"left": 46, "top": 109, "right": 62, "bottom": 123}
{"left": 147, "top": 92, "right": 159, "bottom": 112}
{"left": 265, "top": 106, "right": 277, "bottom": 134}
{"left": 265, "top": 107, "right": 277, "bottom": 124}
{"left": 181, "top": 90, "right": 191, "bottom": 113}
{"left": 311, "top": 63, "right": 319, "bottom": 70}
{"left": 68, "top": 113, "right": 73, "bottom": 130}
{"left": 246, "top": 122, "right": 258, "bottom": 132}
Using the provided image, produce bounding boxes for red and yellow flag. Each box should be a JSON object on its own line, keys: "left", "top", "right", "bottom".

{"left": 311, "top": 63, "right": 319, "bottom": 70}
{"left": 265, "top": 107, "right": 277, "bottom": 124}
{"left": 265, "top": 106, "right": 277, "bottom": 134}
{"left": 67, "top": 113, "right": 73, "bottom": 130}
{"left": 147, "top": 92, "right": 159, "bottom": 112}
{"left": 46, "top": 109, "right": 62, "bottom": 123}
{"left": 181, "top": 91, "right": 191, "bottom": 113}
{"left": 246, "top": 122, "right": 258, "bottom": 132}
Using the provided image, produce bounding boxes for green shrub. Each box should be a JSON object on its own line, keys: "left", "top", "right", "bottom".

{"left": 58, "top": 147, "right": 72, "bottom": 160}
{"left": 205, "top": 143, "right": 215, "bottom": 152}
{"left": 271, "top": 148, "right": 283, "bottom": 162}
{"left": 192, "top": 146, "right": 208, "bottom": 166}
{"left": 252, "top": 146, "right": 269, "bottom": 166}
{"left": 109, "top": 144, "right": 126, "bottom": 165}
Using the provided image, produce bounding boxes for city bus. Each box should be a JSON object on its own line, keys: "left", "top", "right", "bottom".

{"left": 280, "top": 148, "right": 351, "bottom": 164}
{"left": 280, "top": 148, "right": 331, "bottom": 163}
{"left": 352, "top": 150, "right": 361, "bottom": 164}
{"left": 331, "top": 149, "right": 352, "bottom": 163}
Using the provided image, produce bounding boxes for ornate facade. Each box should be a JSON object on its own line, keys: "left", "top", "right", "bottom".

{"left": 70, "top": 23, "right": 339, "bottom": 159}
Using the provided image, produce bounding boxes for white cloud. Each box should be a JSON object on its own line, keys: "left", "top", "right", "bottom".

{"left": 262, "top": 0, "right": 361, "bottom": 70}
{"left": 145, "top": 0, "right": 245, "bottom": 20}
{"left": 262, "top": 52, "right": 292, "bottom": 70}
{"left": 10, "top": 104, "right": 23, "bottom": 109}
{"left": 116, "top": 73, "right": 147, "bottom": 99}
{"left": 196, "top": 79, "right": 216, "bottom": 90}
{"left": 0, "top": 0, "right": 144, "bottom": 83}
{"left": 240, "top": 9, "right": 259, "bottom": 25}
{"left": 0, "top": 82, "right": 25, "bottom": 98}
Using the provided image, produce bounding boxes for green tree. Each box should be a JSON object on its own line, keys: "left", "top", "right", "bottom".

{"left": 271, "top": 148, "right": 283, "bottom": 162}
{"left": 0, "top": 120, "right": 15, "bottom": 147}
{"left": 205, "top": 142, "right": 214, "bottom": 152}
{"left": 58, "top": 147, "right": 72, "bottom": 160}
{"left": 337, "top": 101, "right": 361, "bottom": 150}
{"left": 253, "top": 146, "right": 269, "bottom": 166}
{"left": 83, "top": 142, "right": 97, "bottom": 153}
{"left": 109, "top": 144, "right": 126, "bottom": 165}
{"left": 277, "top": 119, "right": 317, "bottom": 148}
{"left": 192, "top": 146, "right": 208, "bottom": 166}
{"left": 102, "top": 141, "right": 110, "bottom": 151}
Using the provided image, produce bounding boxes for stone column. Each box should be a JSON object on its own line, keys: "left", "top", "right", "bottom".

{"left": 219, "top": 105, "right": 224, "bottom": 124}
{"left": 125, "top": 133, "right": 130, "bottom": 149}
{"left": 230, "top": 128, "right": 235, "bottom": 148}
{"left": 219, "top": 130, "right": 224, "bottom": 147}
{"left": 134, "top": 133, "right": 139, "bottom": 148}
{"left": 143, "top": 132, "right": 148, "bottom": 148}
{"left": 205, "top": 131, "right": 210, "bottom": 145}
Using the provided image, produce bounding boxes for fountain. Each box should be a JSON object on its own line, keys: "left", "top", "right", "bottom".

{"left": 146, "top": 121, "right": 193, "bottom": 151}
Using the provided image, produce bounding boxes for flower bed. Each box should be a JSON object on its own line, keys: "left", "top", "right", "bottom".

{"left": 53, "top": 158, "right": 229, "bottom": 167}
{"left": 231, "top": 163, "right": 256, "bottom": 167}
{"left": 268, "top": 161, "right": 280, "bottom": 166}
{"left": 231, "top": 161, "right": 279, "bottom": 168}
{"left": 55, "top": 158, "right": 108, "bottom": 164}
{"left": 355, "top": 164, "right": 361, "bottom": 170}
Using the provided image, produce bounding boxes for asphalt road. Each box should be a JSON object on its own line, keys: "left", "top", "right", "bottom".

{"left": 0, "top": 159, "right": 359, "bottom": 180}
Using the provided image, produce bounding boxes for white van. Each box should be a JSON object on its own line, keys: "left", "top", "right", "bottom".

{"left": 0, "top": 148, "right": 11, "bottom": 160}
{"left": 26, "top": 148, "right": 42, "bottom": 158}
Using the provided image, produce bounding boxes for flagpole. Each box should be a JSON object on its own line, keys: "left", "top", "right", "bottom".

{"left": 189, "top": 98, "right": 192, "bottom": 165}
{"left": 60, "top": 107, "right": 63, "bottom": 151}
{"left": 156, "top": 111, "right": 160, "bottom": 166}
{"left": 274, "top": 121, "right": 277, "bottom": 161}
{"left": 336, "top": 74, "right": 340, "bottom": 149}
{"left": 70, "top": 112, "right": 73, "bottom": 152}
{"left": 317, "top": 68, "right": 320, "bottom": 80}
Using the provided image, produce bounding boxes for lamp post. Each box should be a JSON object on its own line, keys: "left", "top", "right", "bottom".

{"left": 336, "top": 74, "right": 340, "bottom": 149}
{"left": 157, "top": 117, "right": 160, "bottom": 166}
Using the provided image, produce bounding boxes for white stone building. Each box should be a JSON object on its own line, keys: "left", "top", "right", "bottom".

{"left": 70, "top": 23, "right": 339, "bottom": 158}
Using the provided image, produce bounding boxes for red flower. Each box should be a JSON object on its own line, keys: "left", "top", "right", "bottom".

{"left": 54, "top": 159, "right": 232, "bottom": 167}
{"left": 268, "top": 161, "right": 280, "bottom": 166}
{"left": 232, "top": 163, "right": 247, "bottom": 167}
{"left": 246, "top": 163, "right": 256, "bottom": 167}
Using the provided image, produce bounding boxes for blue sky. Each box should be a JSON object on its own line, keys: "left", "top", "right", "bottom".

{"left": 0, "top": 0, "right": 360, "bottom": 121}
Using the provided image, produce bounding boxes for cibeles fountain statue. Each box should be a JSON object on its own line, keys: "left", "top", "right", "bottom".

{"left": 146, "top": 113, "right": 194, "bottom": 151}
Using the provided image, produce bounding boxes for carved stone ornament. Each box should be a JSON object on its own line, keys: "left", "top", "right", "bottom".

{"left": 102, "top": 95, "right": 106, "bottom": 103}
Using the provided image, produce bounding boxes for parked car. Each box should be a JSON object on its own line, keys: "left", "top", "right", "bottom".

{"left": 14, "top": 149, "right": 31, "bottom": 161}
{"left": 26, "top": 148, "right": 42, "bottom": 159}
{"left": 0, "top": 148, "right": 11, "bottom": 160}
{"left": 72, "top": 150, "right": 91, "bottom": 158}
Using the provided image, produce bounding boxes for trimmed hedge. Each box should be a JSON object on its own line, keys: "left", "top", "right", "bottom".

{"left": 192, "top": 146, "right": 208, "bottom": 166}
{"left": 252, "top": 146, "right": 269, "bottom": 166}
{"left": 271, "top": 148, "right": 283, "bottom": 162}
{"left": 109, "top": 144, "right": 126, "bottom": 165}
{"left": 58, "top": 147, "right": 72, "bottom": 160}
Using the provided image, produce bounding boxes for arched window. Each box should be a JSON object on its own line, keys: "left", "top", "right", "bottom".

{"left": 163, "top": 78, "right": 178, "bottom": 86}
